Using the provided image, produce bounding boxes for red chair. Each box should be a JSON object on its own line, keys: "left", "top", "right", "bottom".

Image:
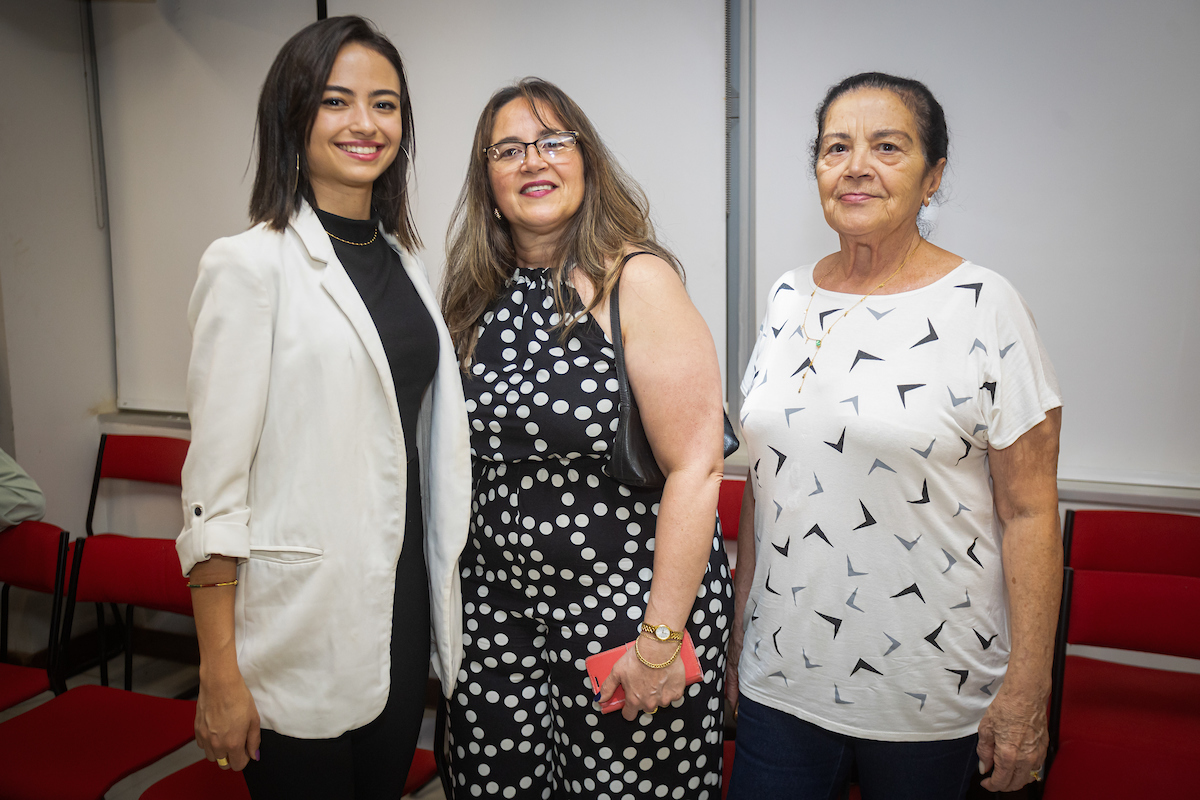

{"left": 1043, "top": 510, "right": 1200, "bottom": 797}
{"left": 0, "top": 535, "right": 196, "bottom": 800}
{"left": 0, "top": 521, "right": 70, "bottom": 709}
{"left": 718, "top": 477, "right": 745, "bottom": 541}
{"left": 138, "top": 747, "right": 439, "bottom": 799}
{"left": 82, "top": 433, "right": 190, "bottom": 688}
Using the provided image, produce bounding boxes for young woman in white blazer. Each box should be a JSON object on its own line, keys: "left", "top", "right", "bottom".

{"left": 176, "top": 17, "right": 470, "bottom": 798}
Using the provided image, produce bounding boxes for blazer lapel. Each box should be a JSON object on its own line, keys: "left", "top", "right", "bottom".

{"left": 291, "top": 203, "right": 401, "bottom": 424}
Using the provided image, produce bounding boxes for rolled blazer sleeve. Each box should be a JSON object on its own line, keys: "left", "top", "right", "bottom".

{"left": 177, "top": 236, "right": 275, "bottom": 576}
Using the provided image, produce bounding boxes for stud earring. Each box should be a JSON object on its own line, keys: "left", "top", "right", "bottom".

{"left": 493, "top": 207, "right": 502, "bottom": 221}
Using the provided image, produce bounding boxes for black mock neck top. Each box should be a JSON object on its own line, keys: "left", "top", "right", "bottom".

{"left": 313, "top": 207, "right": 438, "bottom": 457}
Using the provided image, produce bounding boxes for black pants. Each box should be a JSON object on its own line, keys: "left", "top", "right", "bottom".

{"left": 243, "top": 465, "right": 430, "bottom": 800}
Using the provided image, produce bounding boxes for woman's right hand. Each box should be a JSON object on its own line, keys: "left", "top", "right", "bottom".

{"left": 195, "top": 665, "right": 261, "bottom": 771}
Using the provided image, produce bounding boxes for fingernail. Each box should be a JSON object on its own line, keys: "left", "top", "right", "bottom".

{"left": 254, "top": 749, "right": 261, "bottom": 761}
{"left": 594, "top": 691, "right": 601, "bottom": 701}
{"left": 978, "top": 761, "right": 985, "bottom": 774}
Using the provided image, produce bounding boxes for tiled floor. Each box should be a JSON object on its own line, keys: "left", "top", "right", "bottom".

{"left": 0, "top": 655, "right": 448, "bottom": 799}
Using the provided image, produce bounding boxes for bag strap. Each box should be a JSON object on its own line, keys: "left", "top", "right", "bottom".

{"left": 608, "top": 251, "right": 656, "bottom": 411}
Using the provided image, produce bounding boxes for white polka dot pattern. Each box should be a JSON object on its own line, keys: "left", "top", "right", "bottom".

{"left": 455, "top": 268, "right": 734, "bottom": 798}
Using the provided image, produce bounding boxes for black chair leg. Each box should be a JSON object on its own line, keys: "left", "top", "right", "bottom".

{"left": 124, "top": 604, "right": 134, "bottom": 691}
{"left": 95, "top": 601, "right": 108, "bottom": 686}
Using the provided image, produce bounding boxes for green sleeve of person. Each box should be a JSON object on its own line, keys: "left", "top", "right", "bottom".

{"left": 0, "top": 447, "right": 45, "bottom": 529}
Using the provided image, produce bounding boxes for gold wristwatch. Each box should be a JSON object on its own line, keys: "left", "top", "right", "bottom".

{"left": 639, "top": 622, "right": 684, "bottom": 642}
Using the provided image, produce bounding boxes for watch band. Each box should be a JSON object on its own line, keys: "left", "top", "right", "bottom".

{"left": 639, "top": 622, "right": 684, "bottom": 642}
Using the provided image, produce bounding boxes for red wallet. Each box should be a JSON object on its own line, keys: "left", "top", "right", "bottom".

{"left": 585, "top": 630, "right": 703, "bottom": 714}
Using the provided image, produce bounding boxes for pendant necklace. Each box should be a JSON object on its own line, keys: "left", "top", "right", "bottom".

{"left": 796, "top": 238, "right": 923, "bottom": 395}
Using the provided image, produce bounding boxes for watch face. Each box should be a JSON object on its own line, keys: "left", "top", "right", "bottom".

{"left": 655, "top": 625, "right": 671, "bottom": 641}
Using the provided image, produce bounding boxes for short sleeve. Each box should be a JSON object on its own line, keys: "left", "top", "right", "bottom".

{"left": 983, "top": 279, "right": 1062, "bottom": 449}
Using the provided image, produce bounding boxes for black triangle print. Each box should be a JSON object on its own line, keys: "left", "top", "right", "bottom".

{"left": 891, "top": 583, "right": 925, "bottom": 603}
{"left": 815, "top": 611, "right": 843, "bottom": 639}
{"left": 956, "top": 282, "right": 983, "bottom": 305}
{"left": 974, "top": 629, "right": 998, "bottom": 650}
{"left": 772, "top": 322, "right": 786, "bottom": 338}
{"left": 853, "top": 501, "right": 876, "bottom": 530}
{"left": 770, "top": 447, "right": 788, "bottom": 475}
{"left": 966, "top": 538, "right": 984, "bottom": 568}
{"left": 897, "top": 384, "right": 926, "bottom": 408}
{"left": 946, "top": 668, "right": 970, "bottom": 693}
{"left": 907, "top": 479, "right": 930, "bottom": 504}
{"left": 773, "top": 282, "right": 794, "bottom": 298}
{"left": 826, "top": 428, "right": 846, "bottom": 453}
{"left": 850, "top": 350, "right": 883, "bottom": 371}
{"left": 772, "top": 627, "right": 783, "bottom": 655}
{"left": 924, "top": 620, "right": 946, "bottom": 651}
{"left": 791, "top": 357, "right": 816, "bottom": 377}
{"left": 850, "top": 658, "right": 883, "bottom": 677}
{"left": 911, "top": 319, "right": 939, "bottom": 348}
{"left": 956, "top": 438, "right": 972, "bottom": 465}
{"left": 764, "top": 568, "right": 780, "bottom": 595}
{"left": 804, "top": 523, "right": 832, "bottom": 547}
{"left": 772, "top": 537, "right": 791, "bottom": 557}
{"left": 818, "top": 308, "right": 844, "bottom": 328}
{"left": 980, "top": 381, "right": 996, "bottom": 403}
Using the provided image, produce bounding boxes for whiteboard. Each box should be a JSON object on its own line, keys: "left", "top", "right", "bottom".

{"left": 752, "top": 0, "right": 1200, "bottom": 489}
{"left": 96, "top": 0, "right": 726, "bottom": 413}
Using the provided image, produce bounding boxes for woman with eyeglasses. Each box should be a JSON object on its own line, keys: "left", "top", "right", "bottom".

{"left": 440, "top": 78, "right": 733, "bottom": 798}
{"left": 177, "top": 17, "right": 470, "bottom": 798}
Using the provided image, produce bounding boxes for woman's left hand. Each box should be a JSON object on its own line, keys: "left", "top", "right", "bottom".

{"left": 599, "top": 637, "right": 688, "bottom": 722}
{"left": 976, "top": 684, "right": 1049, "bottom": 791}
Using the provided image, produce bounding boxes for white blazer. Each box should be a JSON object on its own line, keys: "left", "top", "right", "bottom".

{"left": 177, "top": 202, "right": 471, "bottom": 738}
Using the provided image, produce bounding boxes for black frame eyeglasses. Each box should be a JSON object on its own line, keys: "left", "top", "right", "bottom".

{"left": 483, "top": 131, "right": 580, "bottom": 166}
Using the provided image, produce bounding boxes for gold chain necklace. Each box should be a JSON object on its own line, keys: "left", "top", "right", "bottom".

{"left": 326, "top": 228, "right": 378, "bottom": 247}
{"left": 796, "top": 238, "right": 922, "bottom": 395}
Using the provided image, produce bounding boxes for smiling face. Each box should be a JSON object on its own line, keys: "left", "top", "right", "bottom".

{"left": 488, "top": 98, "right": 585, "bottom": 245}
{"left": 815, "top": 88, "right": 944, "bottom": 241}
{"left": 305, "top": 42, "right": 403, "bottom": 218}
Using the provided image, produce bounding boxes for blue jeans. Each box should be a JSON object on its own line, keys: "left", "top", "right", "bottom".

{"left": 726, "top": 696, "right": 978, "bottom": 800}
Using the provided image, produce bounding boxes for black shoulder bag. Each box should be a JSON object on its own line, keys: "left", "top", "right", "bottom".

{"left": 603, "top": 251, "right": 739, "bottom": 489}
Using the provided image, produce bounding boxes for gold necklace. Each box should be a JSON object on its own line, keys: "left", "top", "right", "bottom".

{"left": 326, "top": 228, "right": 378, "bottom": 246}
{"left": 796, "top": 238, "right": 922, "bottom": 395}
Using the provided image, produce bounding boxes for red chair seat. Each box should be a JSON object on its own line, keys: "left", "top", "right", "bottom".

{"left": 0, "top": 684, "right": 195, "bottom": 800}
{"left": 138, "top": 746, "right": 438, "bottom": 799}
{"left": 403, "top": 748, "right": 437, "bottom": 795}
{"left": 0, "top": 662, "right": 51, "bottom": 711}
{"left": 139, "top": 758, "right": 250, "bottom": 800}
{"left": 1044, "top": 739, "right": 1200, "bottom": 797}
{"left": 1058, "top": 655, "right": 1200, "bottom": 747}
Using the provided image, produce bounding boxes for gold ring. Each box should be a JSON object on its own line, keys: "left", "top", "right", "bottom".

{"left": 1031, "top": 767, "right": 1042, "bottom": 782}
{"left": 649, "top": 707, "right": 658, "bottom": 715}
{"left": 216, "top": 757, "right": 229, "bottom": 767}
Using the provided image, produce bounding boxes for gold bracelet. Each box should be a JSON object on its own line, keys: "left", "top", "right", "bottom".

{"left": 186, "top": 579, "right": 238, "bottom": 588}
{"left": 634, "top": 637, "right": 682, "bottom": 669}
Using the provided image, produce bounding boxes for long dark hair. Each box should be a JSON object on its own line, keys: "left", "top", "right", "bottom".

{"left": 441, "top": 78, "right": 680, "bottom": 368}
{"left": 249, "top": 16, "right": 420, "bottom": 250}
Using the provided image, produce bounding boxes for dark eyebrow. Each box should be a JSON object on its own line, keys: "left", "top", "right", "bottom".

{"left": 491, "top": 128, "right": 559, "bottom": 146}
{"left": 871, "top": 129, "right": 914, "bottom": 142}
{"left": 322, "top": 85, "right": 402, "bottom": 101}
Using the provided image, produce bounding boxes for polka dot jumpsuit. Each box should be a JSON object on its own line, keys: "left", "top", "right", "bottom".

{"left": 453, "top": 267, "right": 734, "bottom": 799}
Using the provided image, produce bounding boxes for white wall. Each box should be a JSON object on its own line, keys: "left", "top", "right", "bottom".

{"left": 753, "top": 0, "right": 1200, "bottom": 489}
{"left": 0, "top": 1, "right": 119, "bottom": 652}
{"left": 94, "top": 0, "right": 315, "bottom": 413}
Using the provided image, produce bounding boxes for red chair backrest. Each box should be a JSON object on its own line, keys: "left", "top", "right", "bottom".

{"left": 70, "top": 535, "right": 193, "bottom": 617}
{"left": 718, "top": 478, "right": 745, "bottom": 541}
{"left": 98, "top": 434, "right": 189, "bottom": 487}
{"left": 0, "top": 521, "right": 67, "bottom": 593}
{"left": 1065, "top": 510, "right": 1200, "bottom": 660}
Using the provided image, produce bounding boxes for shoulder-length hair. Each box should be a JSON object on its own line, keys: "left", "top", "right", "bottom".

{"left": 249, "top": 15, "right": 420, "bottom": 250}
{"left": 441, "top": 77, "right": 681, "bottom": 369}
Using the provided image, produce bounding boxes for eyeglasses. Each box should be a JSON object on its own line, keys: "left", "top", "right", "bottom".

{"left": 483, "top": 131, "right": 579, "bottom": 166}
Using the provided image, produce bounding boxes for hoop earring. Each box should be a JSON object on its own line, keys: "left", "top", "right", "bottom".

{"left": 493, "top": 207, "right": 502, "bottom": 221}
